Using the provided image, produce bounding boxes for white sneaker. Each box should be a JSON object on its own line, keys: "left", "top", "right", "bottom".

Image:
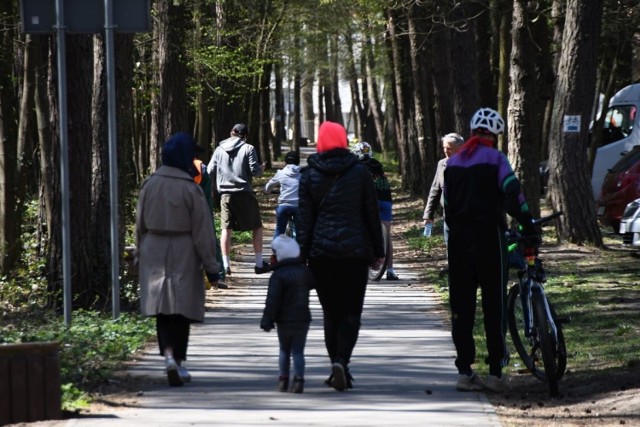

{"left": 178, "top": 365, "right": 192, "bottom": 383}
{"left": 456, "top": 371, "right": 484, "bottom": 391}
{"left": 483, "top": 374, "right": 508, "bottom": 393}
{"left": 165, "top": 357, "right": 183, "bottom": 387}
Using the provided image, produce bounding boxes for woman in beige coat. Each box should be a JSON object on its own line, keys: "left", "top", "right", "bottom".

{"left": 136, "top": 132, "right": 220, "bottom": 387}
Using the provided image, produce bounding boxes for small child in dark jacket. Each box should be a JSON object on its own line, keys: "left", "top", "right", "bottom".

{"left": 260, "top": 235, "right": 315, "bottom": 393}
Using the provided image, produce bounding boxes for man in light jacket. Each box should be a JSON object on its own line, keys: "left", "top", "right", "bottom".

{"left": 207, "top": 123, "right": 269, "bottom": 275}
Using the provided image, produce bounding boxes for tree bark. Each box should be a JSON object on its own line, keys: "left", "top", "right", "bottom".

{"left": 548, "top": 0, "right": 603, "bottom": 246}
{"left": 149, "top": 0, "right": 189, "bottom": 171}
{"left": 0, "top": 3, "right": 20, "bottom": 274}
{"left": 66, "top": 34, "right": 95, "bottom": 307}
{"left": 507, "top": 0, "right": 547, "bottom": 218}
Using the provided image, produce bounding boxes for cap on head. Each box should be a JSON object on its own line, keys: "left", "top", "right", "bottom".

{"left": 470, "top": 108, "right": 505, "bottom": 135}
{"left": 271, "top": 235, "right": 300, "bottom": 261}
{"left": 284, "top": 150, "right": 300, "bottom": 165}
{"left": 317, "top": 121, "right": 348, "bottom": 153}
{"left": 232, "top": 123, "right": 248, "bottom": 137}
{"left": 350, "top": 141, "right": 372, "bottom": 160}
{"left": 162, "top": 132, "right": 195, "bottom": 173}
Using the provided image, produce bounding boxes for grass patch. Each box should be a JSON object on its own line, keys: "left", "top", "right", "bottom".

{"left": 402, "top": 204, "right": 640, "bottom": 379}
{"left": 1, "top": 309, "right": 155, "bottom": 412}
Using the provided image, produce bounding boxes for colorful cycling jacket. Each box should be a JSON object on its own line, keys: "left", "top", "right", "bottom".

{"left": 443, "top": 136, "right": 533, "bottom": 231}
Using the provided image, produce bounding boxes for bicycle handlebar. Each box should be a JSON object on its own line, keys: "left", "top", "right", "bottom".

{"left": 532, "top": 211, "right": 563, "bottom": 226}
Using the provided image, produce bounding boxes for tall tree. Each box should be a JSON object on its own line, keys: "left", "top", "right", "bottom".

{"left": 149, "top": 0, "right": 189, "bottom": 171}
{"left": 507, "top": 0, "right": 551, "bottom": 218}
{"left": 0, "top": 3, "right": 20, "bottom": 273}
{"left": 548, "top": 0, "right": 604, "bottom": 246}
{"left": 66, "top": 34, "right": 95, "bottom": 307}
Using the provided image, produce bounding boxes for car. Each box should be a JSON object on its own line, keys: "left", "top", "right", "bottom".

{"left": 591, "top": 83, "right": 640, "bottom": 199}
{"left": 596, "top": 145, "right": 640, "bottom": 231}
{"left": 619, "top": 198, "right": 640, "bottom": 246}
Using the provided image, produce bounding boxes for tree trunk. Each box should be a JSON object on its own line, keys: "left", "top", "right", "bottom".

{"left": 406, "top": 4, "right": 434, "bottom": 197}
{"left": 149, "top": 0, "right": 189, "bottom": 171}
{"left": 344, "top": 34, "right": 365, "bottom": 142}
{"left": 449, "top": 1, "right": 480, "bottom": 137}
{"left": 67, "top": 34, "right": 95, "bottom": 308}
{"left": 364, "top": 35, "right": 385, "bottom": 153}
{"left": 91, "top": 35, "right": 111, "bottom": 303}
{"left": 507, "top": 0, "right": 547, "bottom": 218}
{"left": 496, "top": 0, "right": 512, "bottom": 153}
{"left": 273, "top": 61, "right": 285, "bottom": 158}
{"left": 548, "top": 0, "right": 603, "bottom": 246}
{"left": 41, "top": 37, "right": 61, "bottom": 304}
{"left": 301, "top": 67, "right": 315, "bottom": 143}
{"left": 0, "top": 3, "right": 20, "bottom": 274}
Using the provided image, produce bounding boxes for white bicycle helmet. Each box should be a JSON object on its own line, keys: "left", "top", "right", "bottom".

{"left": 470, "top": 108, "right": 505, "bottom": 135}
{"left": 351, "top": 141, "right": 372, "bottom": 160}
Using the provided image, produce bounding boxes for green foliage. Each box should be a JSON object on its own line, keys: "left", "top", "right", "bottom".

{"left": 0, "top": 310, "right": 155, "bottom": 411}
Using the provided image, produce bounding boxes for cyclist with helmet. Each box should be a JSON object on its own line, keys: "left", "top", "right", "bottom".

{"left": 443, "top": 108, "right": 539, "bottom": 393}
{"left": 351, "top": 142, "right": 399, "bottom": 280}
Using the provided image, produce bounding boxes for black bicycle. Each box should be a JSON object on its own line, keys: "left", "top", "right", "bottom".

{"left": 506, "top": 212, "right": 568, "bottom": 397}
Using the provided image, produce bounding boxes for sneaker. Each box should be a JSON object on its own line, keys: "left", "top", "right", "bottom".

{"left": 290, "top": 376, "right": 304, "bottom": 393}
{"left": 278, "top": 376, "right": 289, "bottom": 392}
{"left": 386, "top": 271, "right": 399, "bottom": 281}
{"left": 483, "top": 374, "right": 508, "bottom": 393}
{"left": 225, "top": 267, "right": 232, "bottom": 276}
{"left": 456, "top": 371, "right": 483, "bottom": 391}
{"left": 178, "top": 365, "right": 191, "bottom": 383}
{"left": 330, "top": 362, "right": 348, "bottom": 391}
{"left": 254, "top": 261, "right": 270, "bottom": 274}
{"left": 165, "top": 357, "right": 183, "bottom": 387}
{"left": 217, "top": 281, "right": 229, "bottom": 289}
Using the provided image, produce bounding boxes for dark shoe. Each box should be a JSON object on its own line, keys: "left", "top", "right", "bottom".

{"left": 386, "top": 271, "right": 399, "bottom": 281}
{"left": 324, "top": 373, "right": 334, "bottom": 387}
{"left": 225, "top": 267, "right": 232, "bottom": 276}
{"left": 290, "top": 376, "right": 304, "bottom": 393}
{"left": 254, "top": 262, "right": 270, "bottom": 274}
{"left": 165, "top": 357, "right": 183, "bottom": 387}
{"left": 216, "top": 281, "right": 229, "bottom": 289}
{"left": 178, "top": 365, "right": 192, "bottom": 383}
{"left": 278, "top": 376, "right": 289, "bottom": 392}
{"left": 330, "top": 362, "right": 347, "bottom": 391}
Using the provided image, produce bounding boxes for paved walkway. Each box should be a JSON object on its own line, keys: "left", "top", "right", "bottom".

{"left": 59, "top": 247, "right": 500, "bottom": 427}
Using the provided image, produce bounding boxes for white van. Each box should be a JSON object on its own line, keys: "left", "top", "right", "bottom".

{"left": 591, "top": 83, "right": 640, "bottom": 199}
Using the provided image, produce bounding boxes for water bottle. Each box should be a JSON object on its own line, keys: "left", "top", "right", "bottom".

{"left": 423, "top": 223, "right": 433, "bottom": 237}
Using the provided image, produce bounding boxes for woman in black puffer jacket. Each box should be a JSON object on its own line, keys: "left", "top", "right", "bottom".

{"left": 296, "top": 121, "right": 385, "bottom": 392}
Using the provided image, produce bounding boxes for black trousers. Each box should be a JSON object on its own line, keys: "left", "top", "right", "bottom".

{"left": 447, "top": 222, "right": 509, "bottom": 376}
{"left": 309, "top": 257, "right": 368, "bottom": 367}
{"left": 156, "top": 314, "right": 191, "bottom": 361}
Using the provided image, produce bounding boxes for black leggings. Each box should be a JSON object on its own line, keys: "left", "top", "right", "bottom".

{"left": 156, "top": 314, "right": 191, "bottom": 361}
{"left": 310, "top": 257, "right": 369, "bottom": 366}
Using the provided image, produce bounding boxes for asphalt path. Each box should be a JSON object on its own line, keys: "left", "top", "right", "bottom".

{"left": 57, "top": 251, "right": 501, "bottom": 427}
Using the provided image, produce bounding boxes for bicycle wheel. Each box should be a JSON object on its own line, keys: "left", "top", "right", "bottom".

{"left": 507, "top": 283, "right": 537, "bottom": 373}
{"left": 532, "top": 287, "right": 560, "bottom": 397}
{"left": 549, "top": 301, "right": 567, "bottom": 381}
{"left": 368, "top": 222, "right": 390, "bottom": 281}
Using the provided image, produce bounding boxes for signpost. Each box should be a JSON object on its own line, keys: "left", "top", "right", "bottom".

{"left": 19, "top": 0, "right": 150, "bottom": 325}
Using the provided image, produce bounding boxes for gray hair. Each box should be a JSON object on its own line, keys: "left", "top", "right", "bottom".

{"left": 442, "top": 133, "right": 464, "bottom": 146}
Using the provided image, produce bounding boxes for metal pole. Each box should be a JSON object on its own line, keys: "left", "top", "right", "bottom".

{"left": 104, "top": 0, "right": 120, "bottom": 319}
{"left": 55, "top": 0, "right": 72, "bottom": 327}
